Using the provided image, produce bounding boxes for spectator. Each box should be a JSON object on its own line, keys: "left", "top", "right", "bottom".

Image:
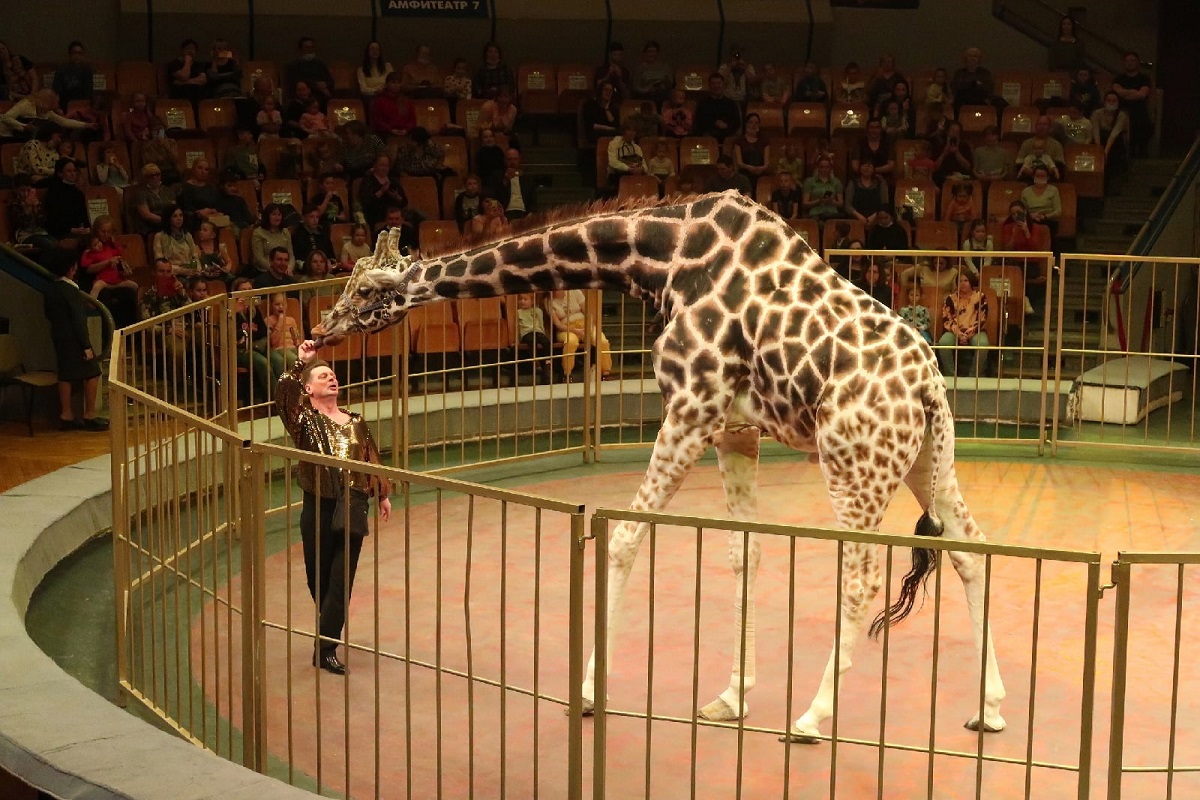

{"left": 357, "top": 41, "right": 393, "bottom": 98}
{"left": 153, "top": 205, "right": 200, "bottom": 276}
{"left": 312, "top": 173, "right": 348, "bottom": 224}
{"left": 851, "top": 118, "right": 894, "bottom": 179}
{"left": 865, "top": 206, "right": 909, "bottom": 250}
{"left": 133, "top": 163, "right": 177, "bottom": 234}
{"left": 337, "top": 120, "right": 385, "bottom": 179}
{"left": 547, "top": 288, "right": 612, "bottom": 380}
{"left": 0, "top": 41, "right": 38, "bottom": 102}
{"left": 1016, "top": 137, "right": 1062, "bottom": 182}
{"left": 1, "top": 89, "right": 94, "bottom": 138}
{"left": 206, "top": 39, "right": 242, "bottom": 99}
{"left": 774, "top": 141, "right": 804, "bottom": 183}
{"left": 303, "top": 249, "right": 332, "bottom": 281}
{"left": 631, "top": 40, "right": 673, "bottom": 103}
{"left": 1111, "top": 52, "right": 1152, "bottom": 157}
{"left": 338, "top": 223, "right": 372, "bottom": 272}
{"left": 1061, "top": 102, "right": 1094, "bottom": 144}
{"left": 498, "top": 148, "right": 537, "bottom": 219}
{"left": 292, "top": 203, "right": 332, "bottom": 264}
{"left": 195, "top": 220, "right": 233, "bottom": 282}
{"left": 79, "top": 217, "right": 139, "bottom": 321}
{"left": 473, "top": 42, "right": 515, "bottom": 99}
{"left": 707, "top": 155, "right": 752, "bottom": 196}
{"left": 836, "top": 62, "right": 865, "bottom": 103}
{"left": 944, "top": 181, "right": 976, "bottom": 225}
{"left": 661, "top": 88, "right": 693, "bottom": 138}
{"left": 251, "top": 204, "right": 294, "bottom": 273}
{"left": 265, "top": 292, "right": 302, "bottom": 366}
{"left": 252, "top": 246, "right": 298, "bottom": 290}
{"left": 827, "top": 224, "right": 859, "bottom": 279}
{"left": 454, "top": 174, "right": 484, "bottom": 232}
{"left": 140, "top": 257, "right": 191, "bottom": 319}
{"left": 44, "top": 253, "right": 107, "bottom": 430}
{"left": 1021, "top": 165, "right": 1062, "bottom": 239}
{"left": 96, "top": 144, "right": 131, "bottom": 193}
{"left": 756, "top": 62, "right": 789, "bottom": 104}
{"left": 960, "top": 219, "right": 993, "bottom": 276}
{"left": 694, "top": 74, "right": 740, "bottom": 143}
{"left": 1048, "top": 16, "right": 1086, "bottom": 71}
{"left": 476, "top": 127, "right": 506, "bottom": 192}
{"left": 925, "top": 67, "right": 952, "bottom": 109}
{"left": 214, "top": 171, "right": 256, "bottom": 232}
{"left": 972, "top": 125, "right": 1009, "bottom": 182}
{"left": 770, "top": 171, "right": 802, "bottom": 219}
{"left": 898, "top": 284, "right": 933, "bottom": 344}
{"left": 938, "top": 272, "right": 989, "bottom": 376}
{"left": 166, "top": 39, "right": 207, "bottom": 108}
{"left": 279, "top": 83, "right": 310, "bottom": 138}
{"left": 646, "top": 140, "right": 675, "bottom": 184}
{"left": 358, "top": 154, "right": 405, "bottom": 231}
{"left": 866, "top": 53, "right": 905, "bottom": 113}
{"left": 932, "top": 120, "right": 972, "bottom": 186}
{"left": 732, "top": 112, "right": 770, "bottom": 181}
{"left": 443, "top": 57, "right": 473, "bottom": 105}
{"left": 855, "top": 261, "right": 893, "bottom": 308}
{"left": 802, "top": 155, "right": 843, "bottom": 220}
{"left": 514, "top": 293, "right": 553, "bottom": 381}
{"left": 1000, "top": 201, "right": 1050, "bottom": 313}
{"left": 178, "top": 159, "right": 221, "bottom": 226}
{"left": 1016, "top": 116, "right": 1066, "bottom": 167}
{"left": 396, "top": 126, "right": 449, "bottom": 178}
{"left": 401, "top": 44, "right": 441, "bottom": 97}
{"left": 581, "top": 81, "right": 619, "bottom": 144}
{"left": 1092, "top": 90, "right": 1130, "bottom": 176}
{"left": 1069, "top": 68, "right": 1102, "bottom": 117}
{"left": 223, "top": 127, "right": 264, "bottom": 180}
{"left": 1001, "top": 200, "right": 1039, "bottom": 250}
{"left": 298, "top": 97, "right": 330, "bottom": 137}
{"left": 880, "top": 98, "right": 909, "bottom": 139}
{"left": 606, "top": 121, "right": 645, "bottom": 185}
{"left": 793, "top": 61, "right": 828, "bottom": 104}
{"left": 467, "top": 196, "right": 510, "bottom": 243}
{"left": 286, "top": 37, "right": 334, "bottom": 101}
{"left": 307, "top": 136, "right": 341, "bottom": 177}
{"left": 595, "top": 41, "right": 631, "bottom": 102}
{"left": 15, "top": 126, "right": 62, "bottom": 185}
{"left": 230, "top": 277, "right": 273, "bottom": 396}
{"left": 478, "top": 89, "right": 518, "bottom": 139}
{"left": 371, "top": 73, "right": 416, "bottom": 137}
{"left": 42, "top": 158, "right": 90, "bottom": 240}
{"left": 8, "top": 177, "right": 55, "bottom": 251}
{"left": 886, "top": 80, "right": 916, "bottom": 134}
{"left": 52, "top": 41, "right": 93, "bottom": 110}
{"left": 120, "top": 92, "right": 157, "bottom": 142}
{"left": 845, "top": 160, "right": 889, "bottom": 226}
{"left": 950, "top": 47, "right": 993, "bottom": 113}
{"left": 718, "top": 48, "right": 756, "bottom": 105}
{"left": 140, "top": 120, "right": 181, "bottom": 183}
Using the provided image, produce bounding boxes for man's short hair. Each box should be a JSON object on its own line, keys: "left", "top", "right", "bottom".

{"left": 269, "top": 246, "right": 290, "bottom": 260}
{"left": 301, "top": 358, "right": 331, "bottom": 385}
{"left": 302, "top": 202, "right": 321, "bottom": 215}
{"left": 297, "top": 36, "right": 315, "bottom": 50}
{"left": 982, "top": 124, "right": 999, "bottom": 136}
{"left": 716, "top": 155, "right": 734, "bottom": 168}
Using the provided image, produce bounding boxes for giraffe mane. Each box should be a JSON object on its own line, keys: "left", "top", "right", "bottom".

{"left": 419, "top": 191, "right": 725, "bottom": 259}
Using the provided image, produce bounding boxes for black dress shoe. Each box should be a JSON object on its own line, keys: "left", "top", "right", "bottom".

{"left": 81, "top": 417, "right": 110, "bottom": 431}
{"left": 59, "top": 418, "right": 83, "bottom": 431}
{"left": 313, "top": 650, "right": 347, "bottom": 675}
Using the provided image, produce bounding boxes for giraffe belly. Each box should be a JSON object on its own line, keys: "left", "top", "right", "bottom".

{"left": 732, "top": 390, "right": 818, "bottom": 453}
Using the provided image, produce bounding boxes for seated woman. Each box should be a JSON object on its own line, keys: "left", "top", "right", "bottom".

{"left": 844, "top": 160, "right": 889, "bottom": 227}
{"left": 370, "top": 72, "right": 416, "bottom": 137}
{"left": 938, "top": 272, "right": 989, "bottom": 376}
{"left": 79, "top": 217, "right": 139, "bottom": 317}
{"left": 1001, "top": 200, "right": 1048, "bottom": 314}
{"left": 581, "top": 81, "right": 619, "bottom": 145}
{"left": 478, "top": 89, "right": 518, "bottom": 143}
{"left": 475, "top": 127, "right": 507, "bottom": 194}
{"left": 42, "top": 157, "right": 91, "bottom": 240}
{"left": 251, "top": 203, "right": 295, "bottom": 274}
{"left": 195, "top": 220, "right": 234, "bottom": 282}
{"left": 802, "top": 156, "right": 844, "bottom": 221}
{"left": 0, "top": 88, "right": 95, "bottom": 138}
{"left": 358, "top": 41, "right": 394, "bottom": 98}
{"left": 770, "top": 171, "right": 802, "bottom": 219}
{"left": 177, "top": 158, "right": 222, "bottom": 227}
{"left": 338, "top": 223, "right": 372, "bottom": 272}
{"left": 473, "top": 41, "right": 515, "bottom": 100}
{"left": 732, "top": 112, "right": 771, "bottom": 182}
{"left": 153, "top": 204, "right": 200, "bottom": 277}
{"left": 1020, "top": 165, "right": 1062, "bottom": 240}
{"left": 1091, "top": 90, "right": 1130, "bottom": 178}
{"left": 661, "top": 88, "right": 693, "bottom": 138}
{"left": 854, "top": 261, "right": 893, "bottom": 308}
{"left": 960, "top": 218, "right": 993, "bottom": 277}
{"left": 140, "top": 120, "right": 181, "bottom": 183}
{"left": 466, "top": 196, "right": 510, "bottom": 244}
{"left": 229, "top": 277, "right": 275, "bottom": 399}
{"left": 547, "top": 288, "right": 613, "bottom": 380}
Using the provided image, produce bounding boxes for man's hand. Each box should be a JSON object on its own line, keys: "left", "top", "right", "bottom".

{"left": 298, "top": 339, "right": 320, "bottom": 363}
{"left": 83, "top": 348, "right": 95, "bottom": 361}
{"left": 379, "top": 497, "right": 392, "bottom": 522}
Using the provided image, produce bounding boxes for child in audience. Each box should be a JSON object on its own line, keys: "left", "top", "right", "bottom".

{"left": 299, "top": 97, "right": 330, "bottom": 136}
{"left": 837, "top": 62, "right": 865, "bottom": 103}
{"left": 81, "top": 231, "right": 138, "bottom": 299}
{"left": 224, "top": 127, "right": 264, "bottom": 181}
{"left": 256, "top": 95, "right": 283, "bottom": 137}
{"left": 339, "top": 223, "right": 372, "bottom": 271}
{"left": 453, "top": 174, "right": 484, "bottom": 232}
{"left": 515, "top": 293, "right": 553, "bottom": 381}
{"left": 646, "top": 141, "right": 676, "bottom": 183}
{"left": 308, "top": 138, "right": 341, "bottom": 177}
{"left": 122, "top": 93, "right": 157, "bottom": 142}
{"left": 443, "top": 58, "right": 473, "bottom": 101}
{"left": 898, "top": 284, "right": 933, "bottom": 344}
{"left": 944, "top": 181, "right": 975, "bottom": 224}
{"left": 757, "top": 62, "right": 789, "bottom": 104}
{"left": 96, "top": 145, "right": 130, "bottom": 192}
{"left": 266, "top": 292, "right": 302, "bottom": 358}
{"left": 881, "top": 99, "right": 908, "bottom": 138}
{"left": 925, "top": 68, "right": 952, "bottom": 107}
{"left": 775, "top": 141, "right": 804, "bottom": 183}
{"left": 770, "top": 171, "right": 802, "bottom": 219}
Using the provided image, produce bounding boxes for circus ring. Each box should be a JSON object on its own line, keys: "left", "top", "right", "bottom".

{"left": 5, "top": 255, "right": 1200, "bottom": 800}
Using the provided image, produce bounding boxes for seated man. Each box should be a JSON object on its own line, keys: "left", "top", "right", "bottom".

{"left": 865, "top": 206, "right": 910, "bottom": 250}
{"left": 1015, "top": 115, "right": 1065, "bottom": 167}
{"left": 1016, "top": 138, "right": 1062, "bottom": 182}
{"left": 802, "top": 156, "right": 843, "bottom": 220}
{"left": 606, "top": 121, "right": 646, "bottom": 187}
{"left": 252, "top": 246, "right": 298, "bottom": 291}
{"left": 693, "top": 74, "right": 740, "bottom": 143}
{"left": 706, "top": 156, "right": 752, "bottom": 196}
{"left": 972, "top": 125, "right": 1009, "bottom": 182}
{"left": 938, "top": 272, "right": 989, "bottom": 377}
{"left": 285, "top": 36, "right": 334, "bottom": 100}
{"left": 497, "top": 148, "right": 537, "bottom": 220}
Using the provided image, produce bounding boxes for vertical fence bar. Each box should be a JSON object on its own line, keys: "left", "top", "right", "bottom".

{"left": 238, "top": 445, "right": 263, "bottom": 771}
{"left": 567, "top": 511, "right": 587, "bottom": 800}
{"left": 592, "top": 513, "right": 610, "bottom": 800}
{"left": 110, "top": 363, "right": 130, "bottom": 707}
{"left": 1107, "top": 559, "right": 1132, "bottom": 800}
{"left": 1076, "top": 560, "right": 1102, "bottom": 800}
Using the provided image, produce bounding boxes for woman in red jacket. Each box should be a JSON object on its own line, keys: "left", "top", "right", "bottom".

{"left": 370, "top": 72, "right": 415, "bottom": 137}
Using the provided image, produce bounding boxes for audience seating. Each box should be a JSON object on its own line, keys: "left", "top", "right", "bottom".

{"left": 1057, "top": 181, "right": 1078, "bottom": 239}
{"left": 594, "top": 136, "right": 613, "bottom": 189}
{"left": 746, "top": 102, "right": 785, "bottom": 136}
{"left": 414, "top": 99, "right": 452, "bottom": 134}
{"left": 439, "top": 175, "right": 463, "bottom": 222}
{"left": 554, "top": 64, "right": 592, "bottom": 115}
{"left": 455, "top": 297, "right": 511, "bottom": 353}
{"left": 785, "top": 218, "right": 820, "bottom": 249}
{"left": 328, "top": 62, "right": 357, "bottom": 96}
{"left": 986, "top": 181, "right": 1027, "bottom": 222}
{"left": 992, "top": 71, "right": 1031, "bottom": 108}
{"left": 115, "top": 60, "right": 161, "bottom": 97}
{"left": 176, "top": 139, "right": 217, "bottom": 175}
{"left": 197, "top": 100, "right": 237, "bottom": 133}
{"left": 241, "top": 61, "right": 280, "bottom": 94}
{"left": 115, "top": 234, "right": 150, "bottom": 286}
{"left": 830, "top": 103, "right": 869, "bottom": 136}
{"left": 218, "top": 226, "right": 242, "bottom": 270}
{"left": 893, "top": 138, "right": 930, "bottom": 178}
{"left": 787, "top": 103, "right": 828, "bottom": 135}
{"left": 754, "top": 175, "right": 774, "bottom": 206}
{"left": 83, "top": 185, "right": 123, "bottom": 231}
{"left": 328, "top": 99, "right": 366, "bottom": 127}
{"left": 915, "top": 219, "right": 960, "bottom": 250}
{"left": 261, "top": 178, "right": 303, "bottom": 211}
{"left": 419, "top": 220, "right": 462, "bottom": 254}
{"left": 823, "top": 218, "right": 866, "bottom": 248}
{"left": 1001, "top": 106, "right": 1039, "bottom": 140}
{"left": 959, "top": 105, "right": 998, "bottom": 135}
{"left": 156, "top": 99, "right": 196, "bottom": 131}
{"left": 232, "top": 179, "right": 261, "bottom": 220}
{"left": 434, "top": 136, "right": 469, "bottom": 176}
{"left": 1031, "top": 71, "right": 1072, "bottom": 103}
{"left": 407, "top": 303, "right": 461, "bottom": 366}
{"left": 256, "top": 137, "right": 292, "bottom": 178}
{"left": 1, "top": 143, "right": 22, "bottom": 177}
{"left": 895, "top": 178, "right": 939, "bottom": 220}
{"left": 517, "top": 62, "right": 558, "bottom": 116}
{"left": 617, "top": 175, "right": 660, "bottom": 201}
{"left": 1064, "top": 143, "right": 1106, "bottom": 198}
{"left": 399, "top": 176, "right": 440, "bottom": 220}
{"left": 675, "top": 66, "right": 709, "bottom": 95}
{"left": 679, "top": 136, "right": 719, "bottom": 168}
{"left": 455, "top": 98, "right": 487, "bottom": 137}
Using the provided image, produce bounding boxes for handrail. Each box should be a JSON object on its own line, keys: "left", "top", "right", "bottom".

{"left": 1128, "top": 135, "right": 1200, "bottom": 258}
{"left": 991, "top": 0, "right": 1149, "bottom": 78}
{"left": 0, "top": 244, "right": 117, "bottom": 355}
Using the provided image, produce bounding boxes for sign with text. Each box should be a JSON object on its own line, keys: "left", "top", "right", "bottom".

{"left": 379, "top": 0, "right": 489, "bottom": 17}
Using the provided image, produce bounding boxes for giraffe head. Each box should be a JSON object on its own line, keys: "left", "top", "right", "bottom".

{"left": 311, "top": 227, "right": 434, "bottom": 344}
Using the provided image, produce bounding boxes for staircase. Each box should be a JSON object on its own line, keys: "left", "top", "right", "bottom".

{"left": 516, "top": 125, "right": 596, "bottom": 210}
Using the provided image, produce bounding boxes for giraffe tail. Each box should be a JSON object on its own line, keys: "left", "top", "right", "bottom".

{"left": 868, "top": 384, "right": 949, "bottom": 640}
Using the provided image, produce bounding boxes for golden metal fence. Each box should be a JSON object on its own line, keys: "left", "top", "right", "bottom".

{"left": 106, "top": 252, "right": 1200, "bottom": 799}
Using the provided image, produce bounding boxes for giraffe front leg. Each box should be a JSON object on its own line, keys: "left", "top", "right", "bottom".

{"left": 783, "top": 543, "right": 883, "bottom": 743}
{"left": 698, "top": 426, "right": 762, "bottom": 723}
{"left": 579, "top": 413, "right": 721, "bottom": 716}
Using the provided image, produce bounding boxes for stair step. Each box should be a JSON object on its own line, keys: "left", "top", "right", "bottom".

{"left": 539, "top": 187, "right": 597, "bottom": 207}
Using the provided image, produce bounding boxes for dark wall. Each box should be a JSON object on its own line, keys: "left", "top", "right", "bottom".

{"left": 1156, "top": 0, "right": 1199, "bottom": 151}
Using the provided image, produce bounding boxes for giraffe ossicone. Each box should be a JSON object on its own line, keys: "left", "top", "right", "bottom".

{"left": 314, "top": 191, "right": 1007, "bottom": 742}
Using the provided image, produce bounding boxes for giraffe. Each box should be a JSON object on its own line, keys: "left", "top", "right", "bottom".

{"left": 312, "top": 190, "right": 1007, "bottom": 741}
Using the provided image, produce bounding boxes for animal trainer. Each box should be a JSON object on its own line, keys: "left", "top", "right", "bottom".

{"left": 311, "top": 190, "right": 1006, "bottom": 742}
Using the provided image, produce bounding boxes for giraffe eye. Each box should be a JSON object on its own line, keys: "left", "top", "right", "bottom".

{"left": 357, "top": 287, "right": 373, "bottom": 298}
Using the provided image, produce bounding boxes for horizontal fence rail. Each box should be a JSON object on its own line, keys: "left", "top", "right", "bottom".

{"left": 106, "top": 252, "right": 1200, "bottom": 799}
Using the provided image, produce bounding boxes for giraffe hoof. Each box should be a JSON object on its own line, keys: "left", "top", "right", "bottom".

{"left": 778, "top": 726, "right": 822, "bottom": 745}
{"left": 964, "top": 714, "right": 1006, "bottom": 733}
{"left": 565, "top": 698, "right": 596, "bottom": 717}
{"left": 697, "top": 697, "right": 744, "bottom": 722}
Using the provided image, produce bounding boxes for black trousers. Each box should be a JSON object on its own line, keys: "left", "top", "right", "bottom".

{"left": 301, "top": 492, "right": 365, "bottom": 653}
